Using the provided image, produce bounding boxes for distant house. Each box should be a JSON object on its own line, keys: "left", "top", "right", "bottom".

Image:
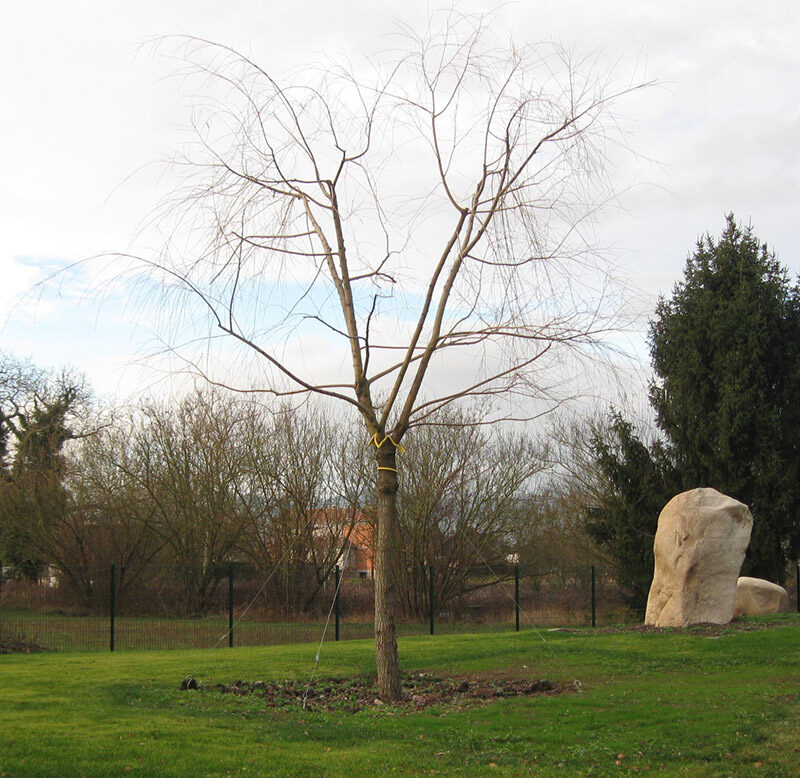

{"left": 312, "top": 507, "right": 374, "bottom": 578}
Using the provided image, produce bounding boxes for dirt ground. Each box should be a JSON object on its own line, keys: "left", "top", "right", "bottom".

{"left": 579, "top": 618, "right": 790, "bottom": 636}
{"left": 0, "top": 636, "right": 46, "bottom": 654}
{"left": 182, "top": 672, "right": 563, "bottom": 712}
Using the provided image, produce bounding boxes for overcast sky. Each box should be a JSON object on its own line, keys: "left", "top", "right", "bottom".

{"left": 2, "top": 0, "right": 799, "bottom": 409}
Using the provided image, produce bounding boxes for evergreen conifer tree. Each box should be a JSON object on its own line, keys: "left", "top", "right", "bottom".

{"left": 649, "top": 215, "right": 800, "bottom": 580}
{"left": 585, "top": 412, "right": 679, "bottom": 610}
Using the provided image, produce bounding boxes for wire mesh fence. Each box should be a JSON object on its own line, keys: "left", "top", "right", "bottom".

{"left": 0, "top": 561, "right": 628, "bottom": 653}
{"left": 9, "top": 559, "right": 796, "bottom": 653}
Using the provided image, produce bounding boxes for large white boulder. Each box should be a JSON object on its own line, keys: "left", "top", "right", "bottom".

{"left": 645, "top": 488, "right": 752, "bottom": 627}
{"left": 733, "top": 576, "right": 790, "bottom": 617}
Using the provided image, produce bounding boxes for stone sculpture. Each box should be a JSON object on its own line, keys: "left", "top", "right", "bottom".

{"left": 733, "top": 576, "right": 790, "bottom": 617}
{"left": 645, "top": 488, "right": 752, "bottom": 627}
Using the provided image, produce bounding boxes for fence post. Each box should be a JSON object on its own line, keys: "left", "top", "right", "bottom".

{"left": 109, "top": 564, "right": 116, "bottom": 652}
{"left": 334, "top": 565, "right": 340, "bottom": 641}
{"left": 514, "top": 564, "right": 520, "bottom": 632}
{"left": 228, "top": 563, "right": 234, "bottom": 648}
{"left": 429, "top": 566, "right": 435, "bottom": 635}
{"left": 591, "top": 565, "right": 597, "bottom": 628}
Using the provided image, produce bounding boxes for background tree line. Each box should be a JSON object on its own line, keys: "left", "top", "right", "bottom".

{"left": 1, "top": 367, "right": 595, "bottom": 616}
{"left": 6, "top": 218, "right": 796, "bottom": 621}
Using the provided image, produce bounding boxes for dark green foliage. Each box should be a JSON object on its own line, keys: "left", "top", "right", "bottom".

{"left": 585, "top": 216, "right": 800, "bottom": 601}
{"left": 11, "top": 390, "right": 76, "bottom": 476}
{"left": 584, "top": 413, "right": 679, "bottom": 611}
{"left": 0, "top": 355, "right": 85, "bottom": 578}
{"left": 649, "top": 215, "right": 800, "bottom": 580}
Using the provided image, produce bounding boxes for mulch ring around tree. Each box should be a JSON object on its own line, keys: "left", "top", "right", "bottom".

{"left": 181, "top": 672, "right": 564, "bottom": 713}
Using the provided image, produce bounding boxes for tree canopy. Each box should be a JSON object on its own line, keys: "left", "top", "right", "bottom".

{"left": 0, "top": 354, "right": 89, "bottom": 577}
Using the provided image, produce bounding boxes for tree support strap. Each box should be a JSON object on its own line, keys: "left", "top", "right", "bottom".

{"left": 369, "top": 433, "right": 405, "bottom": 473}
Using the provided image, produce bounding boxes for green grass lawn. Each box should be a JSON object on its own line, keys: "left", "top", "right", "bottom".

{"left": 1, "top": 616, "right": 799, "bottom": 776}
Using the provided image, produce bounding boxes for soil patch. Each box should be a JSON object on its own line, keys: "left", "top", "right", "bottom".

{"left": 0, "top": 636, "right": 47, "bottom": 654}
{"left": 182, "top": 672, "right": 563, "bottom": 712}
{"left": 587, "top": 618, "right": 795, "bottom": 637}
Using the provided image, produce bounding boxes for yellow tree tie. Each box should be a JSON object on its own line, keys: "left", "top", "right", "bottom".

{"left": 369, "top": 433, "right": 405, "bottom": 473}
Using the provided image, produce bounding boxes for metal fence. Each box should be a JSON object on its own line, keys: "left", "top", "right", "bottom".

{"left": 0, "top": 561, "right": 652, "bottom": 653}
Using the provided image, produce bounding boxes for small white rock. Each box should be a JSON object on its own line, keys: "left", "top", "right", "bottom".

{"left": 734, "top": 576, "right": 790, "bottom": 617}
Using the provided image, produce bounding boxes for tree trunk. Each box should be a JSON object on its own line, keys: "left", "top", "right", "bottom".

{"left": 374, "top": 443, "right": 402, "bottom": 702}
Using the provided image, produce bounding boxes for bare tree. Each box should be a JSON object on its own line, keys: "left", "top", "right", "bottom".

{"left": 397, "top": 408, "right": 545, "bottom": 617}
{"left": 239, "top": 404, "right": 363, "bottom": 614}
{"left": 105, "top": 390, "right": 257, "bottom": 613}
{"left": 55, "top": 418, "right": 164, "bottom": 609}
{"left": 124, "top": 13, "right": 644, "bottom": 699}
